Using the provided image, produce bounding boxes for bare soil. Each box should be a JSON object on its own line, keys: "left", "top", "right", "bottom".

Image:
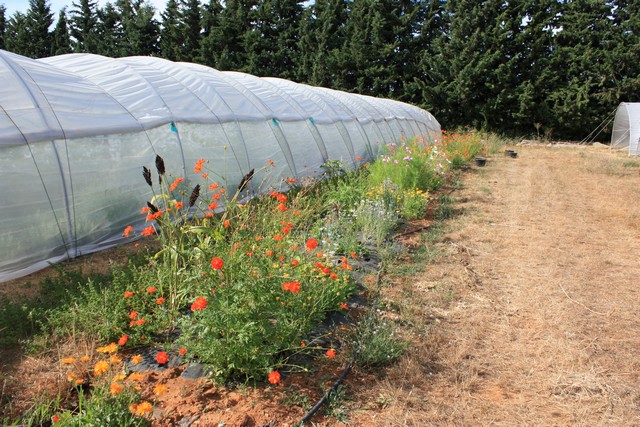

{"left": 3, "top": 144, "right": 640, "bottom": 426}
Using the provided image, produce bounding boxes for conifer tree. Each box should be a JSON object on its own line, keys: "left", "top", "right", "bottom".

{"left": 69, "top": 0, "right": 99, "bottom": 52}
{"left": 0, "top": 6, "right": 5, "bottom": 50}
{"left": 5, "top": 13, "right": 30, "bottom": 56}
{"left": 25, "top": 0, "right": 54, "bottom": 58}
{"left": 51, "top": 8, "right": 72, "bottom": 55}
{"left": 117, "top": 0, "right": 160, "bottom": 56}
{"left": 297, "top": 0, "right": 348, "bottom": 87}
{"left": 198, "top": 0, "right": 222, "bottom": 65}
{"left": 96, "top": 2, "right": 125, "bottom": 57}
{"left": 160, "top": 0, "right": 183, "bottom": 60}
{"left": 179, "top": 0, "right": 202, "bottom": 63}
{"left": 245, "top": 0, "right": 304, "bottom": 79}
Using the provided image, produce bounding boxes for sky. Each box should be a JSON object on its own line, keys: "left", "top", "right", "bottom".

{"left": 2, "top": 0, "right": 168, "bottom": 18}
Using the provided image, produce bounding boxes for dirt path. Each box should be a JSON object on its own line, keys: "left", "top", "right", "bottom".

{"left": 350, "top": 145, "right": 640, "bottom": 426}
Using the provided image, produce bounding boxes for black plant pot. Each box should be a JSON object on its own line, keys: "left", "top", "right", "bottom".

{"left": 474, "top": 157, "right": 487, "bottom": 167}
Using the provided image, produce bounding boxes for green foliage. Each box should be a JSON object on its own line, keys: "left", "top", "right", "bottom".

{"left": 348, "top": 311, "right": 405, "bottom": 369}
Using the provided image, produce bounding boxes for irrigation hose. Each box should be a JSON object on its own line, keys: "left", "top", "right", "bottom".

{"left": 299, "top": 364, "right": 352, "bottom": 424}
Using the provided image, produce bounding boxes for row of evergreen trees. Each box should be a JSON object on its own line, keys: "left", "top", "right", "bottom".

{"left": 1, "top": 0, "right": 638, "bottom": 140}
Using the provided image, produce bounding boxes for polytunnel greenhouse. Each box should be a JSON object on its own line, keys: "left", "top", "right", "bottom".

{"left": 610, "top": 102, "right": 640, "bottom": 155}
{"left": 0, "top": 49, "right": 441, "bottom": 282}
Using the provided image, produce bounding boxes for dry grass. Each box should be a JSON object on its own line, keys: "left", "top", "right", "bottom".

{"left": 347, "top": 144, "right": 640, "bottom": 426}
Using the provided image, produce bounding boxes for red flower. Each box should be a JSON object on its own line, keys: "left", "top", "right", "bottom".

{"left": 321, "top": 267, "right": 332, "bottom": 275}
{"left": 156, "top": 351, "right": 169, "bottom": 365}
{"left": 209, "top": 183, "right": 219, "bottom": 191}
{"left": 276, "top": 194, "right": 287, "bottom": 204}
{"left": 122, "top": 226, "right": 133, "bottom": 237}
{"left": 204, "top": 212, "right": 214, "bottom": 218}
{"left": 156, "top": 297, "right": 166, "bottom": 305}
{"left": 282, "top": 281, "right": 301, "bottom": 293}
{"left": 169, "top": 177, "right": 184, "bottom": 191}
{"left": 223, "top": 219, "right": 230, "bottom": 228}
{"left": 174, "top": 201, "right": 184, "bottom": 210}
{"left": 194, "top": 158, "right": 206, "bottom": 173}
{"left": 273, "top": 234, "right": 283, "bottom": 241}
{"left": 277, "top": 203, "right": 287, "bottom": 211}
{"left": 340, "top": 302, "right": 349, "bottom": 310}
{"left": 291, "top": 260, "right": 299, "bottom": 267}
{"left": 52, "top": 414, "right": 60, "bottom": 423}
{"left": 286, "top": 177, "right": 297, "bottom": 183}
{"left": 289, "top": 281, "right": 301, "bottom": 293}
{"left": 129, "top": 311, "right": 138, "bottom": 320}
{"left": 268, "top": 370, "right": 280, "bottom": 384}
{"left": 208, "top": 202, "right": 218, "bottom": 211}
{"left": 124, "top": 291, "right": 134, "bottom": 298}
{"left": 305, "top": 238, "right": 318, "bottom": 251}
{"left": 118, "top": 334, "right": 128, "bottom": 346}
{"left": 211, "top": 257, "right": 224, "bottom": 270}
{"left": 213, "top": 193, "right": 221, "bottom": 201}
{"left": 179, "top": 347, "right": 187, "bottom": 356}
{"left": 330, "top": 273, "right": 338, "bottom": 280}
{"left": 191, "top": 296, "right": 208, "bottom": 311}
{"left": 135, "top": 319, "right": 146, "bottom": 326}
{"left": 141, "top": 226, "right": 155, "bottom": 236}
{"left": 326, "top": 349, "right": 336, "bottom": 359}
{"left": 140, "top": 206, "right": 150, "bottom": 214}
{"left": 146, "top": 286, "right": 156, "bottom": 293}
{"left": 265, "top": 249, "right": 273, "bottom": 257}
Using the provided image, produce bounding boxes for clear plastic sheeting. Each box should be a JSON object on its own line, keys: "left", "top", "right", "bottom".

{"left": 611, "top": 103, "right": 640, "bottom": 156}
{"left": 0, "top": 50, "right": 441, "bottom": 282}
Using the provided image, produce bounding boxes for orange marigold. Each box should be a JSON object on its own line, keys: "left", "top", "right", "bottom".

{"left": 60, "top": 357, "right": 76, "bottom": 365}
{"left": 93, "top": 360, "right": 110, "bottom": 376}
{"left": 110, "top": 381, "right": 124, "bottom": 395}
{"left": 268, "top": 370, "right": 281, "bottom": 384}
{"left": 128, "top": 372, "right": 143, "bottom": 381}
{"left": 131, "top": 354, "right": 143, "bottom": 365}
{"left": 97, "top": 342, "right": 118, "bottom": 354}
{"left": 154, "top": 383, "right": 168, "bottom": 395}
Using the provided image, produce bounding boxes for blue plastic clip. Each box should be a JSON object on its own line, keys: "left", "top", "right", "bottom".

{"left": 170, "top": 122, "right": 178, "bottom": 132}
{"left": 309, "top": 117, "right": 315, "bottom": 125}
{"left": 272, "top": 118, "right": 279, "bottom": 126}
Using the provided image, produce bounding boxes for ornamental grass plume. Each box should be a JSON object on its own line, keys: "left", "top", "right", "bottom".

{"left": 237, "top": 168, "right": 255, "bottom": 192}
{"left": 188, "top": 184, "right": 200, "bottom": 207}
{"left": 155, "top": 155, "right": 166, "bottom": 179}
{"left": 146, "top": 201, "right": 159, "bottom": 214}
{"left": 142, "top": 166, "right": 152, "bottom": 187}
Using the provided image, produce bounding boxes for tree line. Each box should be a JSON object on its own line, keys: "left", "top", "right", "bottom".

{"left": 1, "top": 0, "right": 638, "bottom": 140}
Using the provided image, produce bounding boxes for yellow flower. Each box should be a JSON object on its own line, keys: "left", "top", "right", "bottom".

{"left": 110, "top": 381, "right": 124, "bottom": 395}
{"left": 153, "top": 383, "right": 168, "bottom": 395}
{"left": 113, "top": 374, "right": 126, "bottom": 382}
{"left": 93, "top": 360, "right": 110, "bottom": 377}
{"left": 96, "top": 342, "right": 118, "bottom": 354}
{"left": 131, "top": 354, "right": 143, "bottom": 365}
{"left": 128, "top": 372, "right": 143, "bottom": 382}
{"left": 60, "top": 357, "right": 76, "bottom": 365}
